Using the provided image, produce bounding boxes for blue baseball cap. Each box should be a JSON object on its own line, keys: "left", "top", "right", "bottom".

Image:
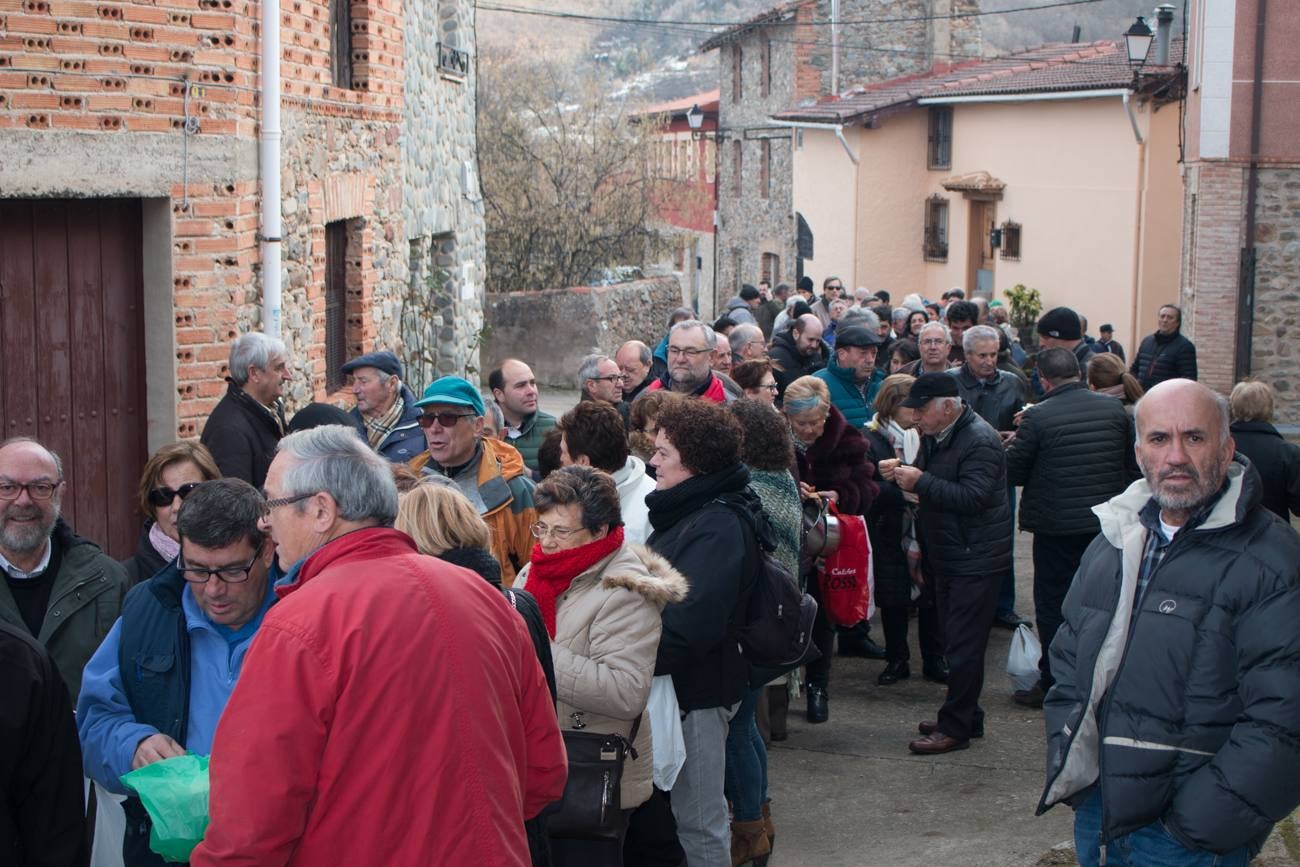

{"left": 341, "top": 350, "right": 403, "bottom": 379}
{"left": 413, "top": 376, "right": 485, "bottom": 416}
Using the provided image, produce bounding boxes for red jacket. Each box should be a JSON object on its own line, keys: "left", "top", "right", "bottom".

{"left": 189, "top": 528, "right": 567, "bottom": 867}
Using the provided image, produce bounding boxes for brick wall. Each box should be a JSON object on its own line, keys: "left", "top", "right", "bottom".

{"left": 1180, "top": 162, "right": 1245, "bottom": 395}
{"left": 2, "top": 0, "right": 408, "bottom": 437}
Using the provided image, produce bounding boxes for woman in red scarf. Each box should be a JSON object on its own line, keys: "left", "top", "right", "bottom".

{"left": 516, "top": 466, "right": 688, "bottom": 866}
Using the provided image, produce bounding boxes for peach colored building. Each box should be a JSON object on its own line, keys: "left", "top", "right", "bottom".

{"left": 777, "top": 40, "right": 1185, "bottom": 352}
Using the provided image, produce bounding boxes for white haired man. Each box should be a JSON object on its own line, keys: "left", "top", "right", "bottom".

{"left": 200, "top": 332, "right": 292, "bottom": 488}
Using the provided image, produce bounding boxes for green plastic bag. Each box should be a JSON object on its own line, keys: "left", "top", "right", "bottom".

{"left": 120, "top": 754, "right": 211, "bottom": 862}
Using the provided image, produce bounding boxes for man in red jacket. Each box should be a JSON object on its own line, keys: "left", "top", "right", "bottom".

{"left": 190, "top": 424, "right": 567, "bottom": 867}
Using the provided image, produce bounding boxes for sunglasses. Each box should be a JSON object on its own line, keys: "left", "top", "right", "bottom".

{"left": 148, "top": 482, "right": 202, "bottom": 508}
{"left": 418, "top": 411, "right": 476, "bottom": 429}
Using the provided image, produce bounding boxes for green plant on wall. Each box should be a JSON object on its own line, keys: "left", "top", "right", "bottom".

{"left": 1004, "top": 284, "right": 1043, "bottom": 328}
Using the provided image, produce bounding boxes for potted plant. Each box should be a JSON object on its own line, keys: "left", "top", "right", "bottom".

{"left": 1004, "top": 284, "right": 1042, "bottom": 350}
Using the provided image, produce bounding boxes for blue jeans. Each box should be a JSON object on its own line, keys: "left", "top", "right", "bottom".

{"left": 1073, "top": 789, "right": 1250, "bottom": 867}
{"left": 723, "top": 689, "right": 767, "bottom": 822}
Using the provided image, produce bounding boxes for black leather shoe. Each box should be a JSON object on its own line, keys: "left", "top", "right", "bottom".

{"left": 838, "top": 634, "right": 888, "bottom": 660}
{"left": 877, "top": 660, "right": 911, "bottom": 685}
{"left": 1014, "top": 683, "right": 1046, "bottom": 708}
{"left": 922, "top": 658, "right": 949, "bottom": 684}
{"left": 919, "top": 718, "right": 984, "bottom": 739}
{"left": 993, "top": 610, "right": 1030, "bottom": 630}
{"left": 806, "top": 687, "right": 829, "bottom": 724}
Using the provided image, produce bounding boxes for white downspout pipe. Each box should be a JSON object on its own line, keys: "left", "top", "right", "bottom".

{"left": 260, "top": 0, "right": 282, "bottom": 338}
{"left": 769, "top": 119, "right": 860, "bottom": 165}
{"left": 830, "top": 0, "right": 840, "bottom": 95}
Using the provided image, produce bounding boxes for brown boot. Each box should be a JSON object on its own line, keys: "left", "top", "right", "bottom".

{"left": 761, "top": 800, "right": 775, "bottom": 851}
{"left": 731, "top": 819, "right": 772, "bottom": 867}
{"left": 767, "top": 685, "right": 788, "bottom": 742}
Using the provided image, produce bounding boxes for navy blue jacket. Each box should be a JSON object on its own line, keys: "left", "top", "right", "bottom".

{"left": 349, "top": 383, "right": 426, "bottom": 463}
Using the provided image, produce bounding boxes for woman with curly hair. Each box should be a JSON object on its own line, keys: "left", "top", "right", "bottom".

{"left": 782, "top": 375, "right": 877, "bottom": 724}
{"left": 627, "top": 389, "right": 685, "bottom": 467}
{"left": 731, "top": 359, "right": 780, "bottom": 405}
{"left": 646, "top": 398, "right": 769, "bottom": 867}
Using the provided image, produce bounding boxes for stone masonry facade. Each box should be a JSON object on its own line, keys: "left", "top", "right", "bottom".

{"left": 0, "top": 0, "right": 482, "bottom": 435}
{"left": 711, "top": 0, "right": 980, "bottom": 302}
{"left": 1184, "top": 162, "right": 1300, "bottom": 422}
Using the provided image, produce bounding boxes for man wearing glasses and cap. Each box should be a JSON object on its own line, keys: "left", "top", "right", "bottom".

{"left": 77, "top": 478, "right": 276, "bottom": 866}
{"left": 410, "top": 376, "right": 538, "bottom": 585}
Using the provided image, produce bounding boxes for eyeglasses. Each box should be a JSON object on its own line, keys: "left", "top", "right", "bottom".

{"left": 590, "top": 375, "right": 622, "bottom": 384}
{"left": 760, "top": 382, "right": 779, "bottom": 391}
{"left": 919, "top": 338, "right": 949, "bottom": 347}
{"left": 418, "top": 411, "right": 477, "bottom": 429}
{"left": 667, "top": 346, "right": 711, "bottom": 358}
{"left": 530, "top": 522, "right": 583, "bottom": 541}
{"left": 0, "top": 480, "right": 61, "bottom": 501}
{"left": 147, "top": 482, "right": 202, "bottom": 508}
{"left": 179, "top": 542, "right": 265, "bottom": 584}
{"left": 263, "top": 491, "right": 315, "bottom": 510}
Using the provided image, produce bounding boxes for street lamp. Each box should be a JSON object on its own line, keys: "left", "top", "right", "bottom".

{"left": 686, "top": 103, "right": 703, "bottom": 130}
{"left": 1124, "top": 16, "right": 1154, "bottom": 68}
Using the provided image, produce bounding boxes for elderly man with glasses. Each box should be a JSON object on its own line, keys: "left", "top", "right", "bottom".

{"left": 78, "top": 478, "right": 275, "bottom": 867}
{"left": 409, "top": 376, "right": 538, "bottom": 585}
{"left": 641, "top": 319, "right": 735, "bottom": 403}
{"left": 0, "top": 436, "right": 127, "bottom": 698}
{"left": 190, "top": 425, "right": 566, "bottom": 866}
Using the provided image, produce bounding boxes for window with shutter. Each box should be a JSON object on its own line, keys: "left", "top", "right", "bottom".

{"left": 927, "top": 106, "right": 952, "bottom": 170}
{"left": 923, "top": 196, "right": 949, "bottom": 261}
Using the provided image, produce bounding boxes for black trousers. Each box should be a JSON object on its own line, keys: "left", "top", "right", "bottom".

{"left": 622, "top": 786, "right": 684, "bottom": 867}
{"left": 880, "top": 604, "right": 944, "bottom": 664}
{"left": 806, "top": 584, "right": 835, "bottom": 689}
{"left": 1032, "top": 532, "right": 1097, "bottom": 690}
{"left": 934, "top": 570, "right": 1002, "bottom": 741}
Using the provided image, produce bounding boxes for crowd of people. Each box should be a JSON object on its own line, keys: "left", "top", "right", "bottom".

{"left": 4, "top": 280, "right": 1300, "bottom": 867}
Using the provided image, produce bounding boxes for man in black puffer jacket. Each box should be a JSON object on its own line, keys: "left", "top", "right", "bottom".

{"left": 1038, "top": 380, "right": 1300, "bottom": 865}
{"left": 1005, "top": 349, "right": 1138, "bottom": 708}
{"left": 889, "top": 373, "right": 1012, "bottom": 754}
{"left": 1129, "top": 304, "right": 1198, "bottom": 390}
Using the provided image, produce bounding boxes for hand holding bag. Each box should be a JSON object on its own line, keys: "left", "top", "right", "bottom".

{"left": 1007, "top": 623, "right": 1042, "bottom": 692}
{"left": 816, "top": 503, "right": 874, "bottom": 627}
{"left": 548, "top": 715, "right": 641, "bottom": 840}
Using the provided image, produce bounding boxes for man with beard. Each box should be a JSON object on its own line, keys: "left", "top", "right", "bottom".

{"left": 1038, "top": 380, "right": 1300, "bottom": 866}
{"left": 0, "top": 438, "right": 128, "bottom": 697}
{"left": 642, "top": 320, "right": 734, "bottom": 403}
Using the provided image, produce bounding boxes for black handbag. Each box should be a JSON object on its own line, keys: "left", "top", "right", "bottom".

{"left": 548, "top": 715, "right": 642, "bottom": 841}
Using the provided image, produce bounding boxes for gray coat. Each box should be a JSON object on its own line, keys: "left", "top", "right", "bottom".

{"left": 1037, "top": 459, "right": 1300, "bottom": 855}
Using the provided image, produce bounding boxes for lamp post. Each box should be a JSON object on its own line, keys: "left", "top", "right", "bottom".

{"left": 1124, "top": 16, "right": 1154, "bottom": 68}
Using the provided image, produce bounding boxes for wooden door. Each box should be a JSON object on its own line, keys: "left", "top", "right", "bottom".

{"left": 0, "top": 199, "right": 147, "bottom": 559}
{"left": 966, "top": 199, "right": 997, "bottom": 298}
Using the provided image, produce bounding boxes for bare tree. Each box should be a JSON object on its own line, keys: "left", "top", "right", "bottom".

{"left": 478, "top": 51, "right": 674, "bottom": 293}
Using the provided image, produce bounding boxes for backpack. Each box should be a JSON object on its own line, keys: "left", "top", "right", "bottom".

{"left": 713, "top": 494, "right": 820, "bottom": 676}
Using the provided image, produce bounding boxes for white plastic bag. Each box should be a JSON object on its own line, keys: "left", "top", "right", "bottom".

{"left": 647, "top": 676, "right": 686, "bottom": 791}
{"left": 1007, "top": 623, "right": 1042, "bottom": 692}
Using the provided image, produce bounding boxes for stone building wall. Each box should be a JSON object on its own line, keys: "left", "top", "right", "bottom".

{"left": 400, "top": 0, "right": 486, "bottom": 390}
{"left": 1246, "top": 166, "right": 1300, "bottom": 421}
{"left": 484, "top": 277, "right": 682, "bottom": 387}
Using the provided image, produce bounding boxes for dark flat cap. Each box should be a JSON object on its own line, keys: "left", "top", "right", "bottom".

{"left": 1099, "top": 323, "right": 1114, "bottom": 333}
{"left": 1036, "top": 307, "right": 1082, "bottom": 341}
{"left": 341, "top": 350, "right": 403, "bottom": 378}
{"left": 835, "top": 325, "right": 881, "bottom": 348}
{"left": 901, "top": 372, "right": 961, "bottom": 408}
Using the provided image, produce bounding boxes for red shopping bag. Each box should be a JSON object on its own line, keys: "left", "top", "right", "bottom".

{"left": 816, "top": 503, "right": 874, "bottom": 627}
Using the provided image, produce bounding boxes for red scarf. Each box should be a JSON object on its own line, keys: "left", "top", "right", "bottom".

{"left": 527, "top": 526, "right": 625, "bottom": 638}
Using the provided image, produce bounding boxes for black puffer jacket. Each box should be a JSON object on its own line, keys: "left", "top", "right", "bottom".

{"left": 1130, "top": 330, "right": 1198, "bottom": 390}
{"left": 949, "top": 364, "right": 1027, "bottom": 432}
{"left": 1006, "top": 382, "right": 1138, "bottom": 536}
{"left": 913, "top": 405, "right": 1012, "bottom": 577}
{"left": 648, "top": 463, "right": 760, "bottom": 712}
{"left": 768, "top": 330, "right": 827, "bottom": 398}
{"left": 1038, "top": 459, "right": 1300, "bottom": 855}
{"left": 864, "top": 428, "right": 914, "bottom": 609}
{"left": 1229, "top": 420, "right": 1300, "bottom": 520}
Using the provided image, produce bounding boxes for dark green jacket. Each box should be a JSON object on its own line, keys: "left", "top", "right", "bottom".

{"left": 0, "top": 520, "right": 128, "bottom": 697}
{"left": 506, "top": 410, "right": 556, "bottom": 474}
{"left": 814, "top": 356, "right": 885, "bottom": 430}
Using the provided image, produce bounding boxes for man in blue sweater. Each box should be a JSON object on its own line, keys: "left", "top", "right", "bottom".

{"left": 77, "top": 479, "right": 276, "bottom": 866}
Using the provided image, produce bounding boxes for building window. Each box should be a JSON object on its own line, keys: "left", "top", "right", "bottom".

{"left": 999, "top": 221, "right": 1022, "bottom": 260}
{"left": 732, "top": 140, "right": 743, "bottom": 198}
{"left": 760, "top": 140, "right": 771, "bottom": 199}
{"left": 732, "top": 44, "right": 743, "bottom": 102}
{"left": 761, "top": 36, "right": 771, "bottom": 98}
{"left": 330, "top": 0, "right": 352, "bottom": 89}
{"left": 762, "top": 252, "right": 780, "bottom": 284}
{"left": 325, "top": 220, "right": 349, "bottom": 390}
{"left": 923, "top": 196, "right": 949, "bottom": 261}
{"left": 927, "top": 106, "right": 952, "bottom": 170}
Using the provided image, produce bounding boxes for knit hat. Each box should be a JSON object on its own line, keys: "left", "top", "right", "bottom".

{"left": 1036, "top": 307, "right": 1082, "bottom": 341}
